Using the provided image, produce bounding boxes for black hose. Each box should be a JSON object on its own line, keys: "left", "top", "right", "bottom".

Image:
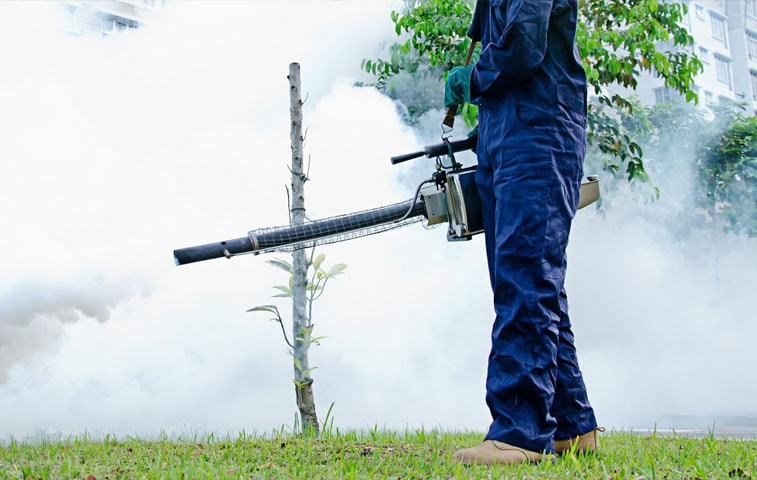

{"left": 173, "top": 198, "right": 427, "bottom": 265}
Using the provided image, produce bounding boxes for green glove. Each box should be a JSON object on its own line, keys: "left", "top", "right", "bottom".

{"left": 467, "top": 125, "right": 478, "bottom": 153}
{"left": 444, "top": 65, "right": 474, "bottom": 108}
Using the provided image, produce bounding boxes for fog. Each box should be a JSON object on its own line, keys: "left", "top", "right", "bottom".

{"left": 1, "top": 1, "right": 755, "bottom": 442}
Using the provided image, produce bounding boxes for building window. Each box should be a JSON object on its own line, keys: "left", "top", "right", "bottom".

{"left": 699, "top": 46, "right": 710, "bottom": 63}
{"left": 751, "top": 71, "right": 757, "bottom": 100}
{"left": 101, "top": 16, "right": 115, "bottom": 35}
{"left": 101, "top": 15, "right": 138, "bottom": 36}
{"left": 695, "top": 3, "right": 705, "bottom": 19}
{"left": 654, "top": 87, "right": 677, "bottom": 104}
{"left": 748, "top": 32, "right": 757, "bottom": 59}
{"left": 714, "top": 54, "right": 732, "bottom": 88}
{"left": 63, "top": 5, "right": 77, "bottom": 32}
{"left": 748, "top": 0, "right": 757, "bottom": 18}
{"left": 710, "top": 13, "right": 728, "bottom": 46}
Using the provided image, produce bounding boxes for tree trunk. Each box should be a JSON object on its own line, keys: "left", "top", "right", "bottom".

{"left": 288, "top": 62, "right": 319, "bottom": 435}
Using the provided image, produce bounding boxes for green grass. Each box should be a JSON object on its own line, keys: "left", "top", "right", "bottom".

{"left": 1, "top": 428, "right": 755, "bottom": 479}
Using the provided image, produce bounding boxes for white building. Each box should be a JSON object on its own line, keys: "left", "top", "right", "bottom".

{"left": 57, "top": 1, "right": 752, "bottom": 114}
{"left": 636, "top": 0, "right": 757, "bottom": 114}
{"left": 61, "top": 0, "right": 165, "bottom": 37}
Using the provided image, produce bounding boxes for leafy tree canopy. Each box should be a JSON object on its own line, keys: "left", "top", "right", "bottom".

{"left": 362, "top": 0, "right": 703, "bottom": 183}
{"left": 584, "top": 93, "right": 757, "bottom": 236}
{"left": 697, "top": 110, "right": 757, "bottom": 236}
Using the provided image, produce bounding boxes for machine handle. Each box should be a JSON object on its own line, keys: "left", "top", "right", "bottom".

{"left": 390, "top": 135, "right": 477, "bottom": 165}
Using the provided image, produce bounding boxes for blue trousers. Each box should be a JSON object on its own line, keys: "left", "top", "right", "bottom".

{"left": 475, "top": 96, "right": 597, "bottom": 453}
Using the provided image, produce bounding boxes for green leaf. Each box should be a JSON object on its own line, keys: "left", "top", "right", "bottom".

{"left": 273, "top": 285, "right": 292, "bottom": 296}
{"left": 246, "top": 305, "right": 279, "bottom": 315}
{"left": 312, "top": 253, "right": 326, "bottom": 271}
{"left": 267, "top": 258, "right": 293, "bottom": 274}
{"left": 325, "top": 263, "right": 348, "bottom": 278}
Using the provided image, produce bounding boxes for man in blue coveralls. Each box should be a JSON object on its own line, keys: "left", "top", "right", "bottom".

{"left": 444, "top": 0, "right": 600, "bottom": 465}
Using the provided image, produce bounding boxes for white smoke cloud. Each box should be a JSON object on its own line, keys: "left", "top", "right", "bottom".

{"left": 569, "top": 167, "right": 757, "bottom": 428}
{"left": 0, "top": 0, "right": 755, "bottom": 442}
{"left": 0, "top": 274, "right": 150, "bottom": 382}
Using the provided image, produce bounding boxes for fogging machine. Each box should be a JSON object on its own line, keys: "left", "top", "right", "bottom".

{"left": 173, "top": 133, "right": 599, "bottom": 265}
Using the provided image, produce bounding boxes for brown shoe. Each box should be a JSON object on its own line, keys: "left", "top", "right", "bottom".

{"left": 554, "top": 427, "right": 605, "bottom": 455}
{"left": 452, "top": 440, "right": 546, "bottom": 465}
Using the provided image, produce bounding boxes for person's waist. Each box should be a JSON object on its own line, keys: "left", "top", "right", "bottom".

{"left": 505, "top": 81, "right": 586, "bottom": 113}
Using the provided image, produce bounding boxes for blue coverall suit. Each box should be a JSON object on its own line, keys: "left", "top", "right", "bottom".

{"left": 467, "top": 0, "right": 598, "bottom": 453}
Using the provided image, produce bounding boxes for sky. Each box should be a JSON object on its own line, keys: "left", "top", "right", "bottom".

{"left": 1, "top": 1, "right": 756, "bottom": 442}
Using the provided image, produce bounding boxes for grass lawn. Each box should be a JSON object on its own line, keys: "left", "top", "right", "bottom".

{"left": 1, "top": 428, "right": 755, "bottom": 479}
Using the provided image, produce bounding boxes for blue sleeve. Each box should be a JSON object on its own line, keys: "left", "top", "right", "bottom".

{"left": 471, "top": 0, "right": 553, "bottom": 97}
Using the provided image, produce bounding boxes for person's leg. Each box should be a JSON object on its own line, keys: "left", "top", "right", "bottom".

{"left": 551, "top": 287, "right": 598, "bottom": 445}
{"left": 547, "top": 104, "right": 599, "bottom": 452}
{"left": 455, "top": 100, "right": 595, "bottom": 467}
{"left": 476, "top": 99, "right": 574, "bottom": 454}
{"left": 452, "top": 104, "right": 556, "bottom": 465}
